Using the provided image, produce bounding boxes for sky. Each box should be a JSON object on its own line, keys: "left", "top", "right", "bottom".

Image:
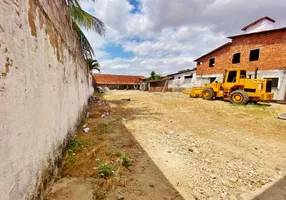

{"left": 80, "top": 0, "right": 286, "bottom": 77}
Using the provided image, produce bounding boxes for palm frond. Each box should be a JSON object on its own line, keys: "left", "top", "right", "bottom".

{"left": 68, "top": 0, "right": 105, "bottom": 36}
{"left": 86, "top": 58, "right": 100, "bottom": 71}
{"left": 72, "top": 21, "right": 95, "bottom": 58}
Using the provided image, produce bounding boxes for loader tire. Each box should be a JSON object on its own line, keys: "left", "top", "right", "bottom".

{"left": 202, "top": 88, "right": 215, "bottom": 100}
{"left": 230, "top": 90, "right": 249, "bottom": 105}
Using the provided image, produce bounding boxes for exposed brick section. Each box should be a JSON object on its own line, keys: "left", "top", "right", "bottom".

{"left": 147, "top": 78, "right": 168, "bottom": 92}
{"left": 196, "top": 29, "right": 286, "bottom": 75}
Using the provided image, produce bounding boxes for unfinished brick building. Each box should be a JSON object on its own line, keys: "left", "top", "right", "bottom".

{"left": 194, "top": 17, "right": 286, "bottom": 101}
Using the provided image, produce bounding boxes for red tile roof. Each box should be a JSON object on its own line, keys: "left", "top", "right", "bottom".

{"left": 241, "top": 16, "right": 275, "bottom": 31}
{"left": 93, "top": 74, "right": 146, "bottom": 85}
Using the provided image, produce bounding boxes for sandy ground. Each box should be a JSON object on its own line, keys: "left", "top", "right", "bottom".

{"left": 103, "top": 90, "right": 286, "bottom": 200}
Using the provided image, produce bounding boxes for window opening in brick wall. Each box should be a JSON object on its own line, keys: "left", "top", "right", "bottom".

{"left": 249, "top": 49, "right": 260, "bottom": 61}
{"left": 185, "top": 74, "right": 193, "bottom": 79}
{"left": 232, "top": 53, "right": 240, "bottom": 64}
{"left": 209, "top": 58, "right": 215, "bottom": 67}
{"left": 178, "top": 76, "right": 181, "bottom": 79}
{"left": 227, "top": 71, "right": 237, "bottom": 82}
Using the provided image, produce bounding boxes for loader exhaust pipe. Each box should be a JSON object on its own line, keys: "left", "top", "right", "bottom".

{"left": 254, "top": 67, "right": 258, "bottom": 79}
{"left": 223, "top": 70, "right": 227, "bottom": 82}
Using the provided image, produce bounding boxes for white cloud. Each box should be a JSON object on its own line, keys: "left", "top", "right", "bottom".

{"left": 82, "top": 0, "right": 286, "bottom": 76}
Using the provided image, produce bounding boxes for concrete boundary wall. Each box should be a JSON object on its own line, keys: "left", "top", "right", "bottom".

{"left": 0, "top": 0, "right": 93, "bottom": 199}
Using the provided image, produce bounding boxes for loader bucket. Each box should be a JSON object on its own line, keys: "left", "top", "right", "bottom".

{"left": 189, "top": 87, "right": 203, "bottom": 98}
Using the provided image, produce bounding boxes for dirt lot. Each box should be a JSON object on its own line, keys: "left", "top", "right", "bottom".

{"left": 104, "top": 91, "right": 286, "bottom": 200}
{"left": 47, "top": 90, "right": 286, "bottom": 200}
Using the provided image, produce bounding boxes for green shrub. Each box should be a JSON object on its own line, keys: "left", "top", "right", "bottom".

{"left": 99, "top": 163, "right": 113, "bottom": 177}
{"left": 114, "top": 151, "right": 122, "bottom": 157}
{"left": 121, "top": 154, "right": 132, "bottom": 167}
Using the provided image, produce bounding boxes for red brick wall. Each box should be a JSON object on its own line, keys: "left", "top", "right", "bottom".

{"left": 196, "top": 29, "right": 286, "bottom": 75}
{"left": 196, "top": 44, "right": 231, "bottom": 75}
{"left": 149, "top": 86, "right": 168, "bottom": 92}
{"left": 149, "top": 81, "right": 168, "bottom": 92}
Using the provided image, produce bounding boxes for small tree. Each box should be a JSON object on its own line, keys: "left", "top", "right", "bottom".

{"left": 147, "top": 71, "right": 163, "bottom": 80}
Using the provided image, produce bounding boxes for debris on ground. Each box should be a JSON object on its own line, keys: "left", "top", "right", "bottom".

{"left": 96, "top": 86, "right": 110, "bottom": 94}
{"left": 278, "top": 113, "right": 286, "bottom": 120}
{"left": 103, "top": 86, "right": 110, "bottom": 93}
{"left": 88, "top": 96, "right": 99, "bottom": 104}
{"left": 83, "top": 127, "right": 90, "bottom": 133}
{"left": 101, "top": 111, "right": 109, "bottom": 117}
{"left": 96, "top": 86, "right": 104, "bottom": 93}
{"left": 121, "top": 98, "right": 131, "bottom": 101}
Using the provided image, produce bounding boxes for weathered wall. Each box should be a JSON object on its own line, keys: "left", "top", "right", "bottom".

{"left": 168, "top": 71, "right": 200, "bottom": 90}
{"left": 0, "top": 0, "right": 93, "bottom": 199}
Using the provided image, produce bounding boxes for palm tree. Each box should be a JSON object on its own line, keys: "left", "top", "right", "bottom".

{"left": 67, "top": 0, "right": 105, "bottom": 59}
{"left": 87, "top": 58, "right": 100, "bottom": 72}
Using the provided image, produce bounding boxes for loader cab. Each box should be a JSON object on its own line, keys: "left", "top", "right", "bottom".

{"left": 224, "top": 69, "right": 247, "bottom": 83}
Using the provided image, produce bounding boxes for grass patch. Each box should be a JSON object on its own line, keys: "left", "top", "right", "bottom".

{"left": 114, "top": 150, "right": 122, "bottom": 157}
{"left": 98, "top": 163, "right": 114, "bottom": 178}
{"left": 121, "top": 154, "right": 132, "bottom": 167}
{"left": 95, "top": 196, "right": 104, "bottom": 200}
{"left": 93, "top": 92, "right": 104, "bottom": 98}
{"left": 68, "top": 138, "right": 88, "bottom": 154}
{"left": 96, "top": 121, "right": 110, "bottom": 134}
{"left": 64, "top": 156, "right": 75, "bottom": 169}
{"left": 64, "top": 138, "right": 89, "bottom": 169}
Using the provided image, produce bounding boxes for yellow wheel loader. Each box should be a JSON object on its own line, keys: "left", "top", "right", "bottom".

{"left": 187, "top": 68, "right": 274, "bottom": 104}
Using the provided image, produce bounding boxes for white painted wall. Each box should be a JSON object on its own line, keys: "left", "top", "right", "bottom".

{"left": 255, "top": 70, "right": 286, "bottom": 100}
{"left": 0, "top": 1, "right": 93, "bottom": 199}
{"left": 168, "top": 71, "right": 201, "bottom": 89}
{"left": 245, "top": 19, "right": 274, "bottom": 33}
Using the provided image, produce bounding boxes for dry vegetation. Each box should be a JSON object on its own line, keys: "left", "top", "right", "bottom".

{"left": 46, "top": 94, "right": 182, "bottom": 200}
